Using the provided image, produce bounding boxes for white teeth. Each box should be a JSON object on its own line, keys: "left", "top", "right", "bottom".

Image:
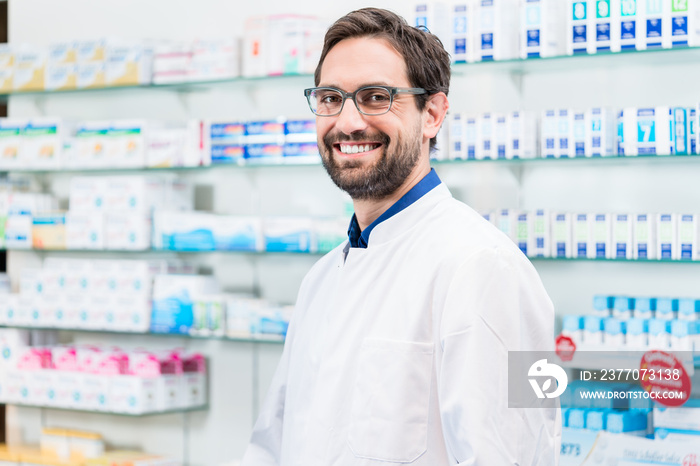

{"left": 339, "top": 144, "right": 377, "bottom": 154}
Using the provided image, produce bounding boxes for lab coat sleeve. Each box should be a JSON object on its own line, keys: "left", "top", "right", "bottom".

{"left": 437, "top": 247, "right": 559, "bottom": 466}
{"left": 240, "top": 316, "right": 297, "bottom": 465}
{"left": 240, "top": 339, "right": 291, "bottom": 465}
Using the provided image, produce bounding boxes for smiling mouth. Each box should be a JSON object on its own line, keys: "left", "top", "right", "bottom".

{"left": 334, "top": 143, "right": 382, "bottom": 155}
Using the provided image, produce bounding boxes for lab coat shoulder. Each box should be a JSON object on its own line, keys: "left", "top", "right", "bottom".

{"left": 428, "top": 197, "right": 554, "bottom": 352}
{"left": 427, "top": 197, "right": 524, "bottom": 259}
{"left": 288, "top": 240, "right": 348, "bottom": 322}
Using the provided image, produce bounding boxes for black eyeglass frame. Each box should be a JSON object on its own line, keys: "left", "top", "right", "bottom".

{"left": 303, "top": 85, "right": 427, "bottom": 116}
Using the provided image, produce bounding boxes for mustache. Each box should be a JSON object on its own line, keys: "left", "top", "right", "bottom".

{"left": 323, "top": 131, "right": 390, "bottom": 147}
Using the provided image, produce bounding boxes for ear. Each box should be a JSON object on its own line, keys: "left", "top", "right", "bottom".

{"left": 423, "top": 92, "right": 449, "bottom": 140}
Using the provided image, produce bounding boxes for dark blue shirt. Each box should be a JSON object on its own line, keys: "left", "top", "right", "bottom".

{"left": 347, "top": 168, "right": 442, "bottom": 248}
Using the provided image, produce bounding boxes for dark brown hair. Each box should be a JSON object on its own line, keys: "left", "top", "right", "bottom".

{"left": 314, "top": 8, "right": 451, "bottom": 150}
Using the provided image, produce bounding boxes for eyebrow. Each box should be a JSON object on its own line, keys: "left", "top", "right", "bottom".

{"left": 316, "top": 82, "right": 394, "bottom": 91}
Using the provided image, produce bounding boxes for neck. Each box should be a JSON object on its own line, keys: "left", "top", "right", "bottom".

{"left": 353, "top": 158, "right": 431, "bottom": 231}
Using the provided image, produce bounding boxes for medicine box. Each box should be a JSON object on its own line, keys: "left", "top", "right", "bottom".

{"left": 594, "top": 0, "right": 621, "bottom": 52}
{"left": 452, "top": 2, "right": 474, "bottom": 63}
{"left": 71, "top": 121, "right": 109, "bottom": 168}
{"left": 521, "top": 0, "right": 566, "bottom": 58}
{"left": 507, "top": 111, "right": 538, "bottom": 159}
{"left": 449, "top": 113, "right": 466, "bottom": 160}
{"left": 13, "top": 45, "right": 46, "bottom": 91}
{"left": 76, "top": 61, "right": 106, "bottom": 89}
{"left": 413, "top": 2, "right": 451, "bottom": 56}
{"left": 0, "top": 119, "right": 25, "bottom": 170}
{"left": 633, "top": 213, "right": 656, "bottom": 259}
{"left": 573, "top": 213, "right": 592, "bottom": 258}
{"left": 586, "top": 107, "right": 617, "bottom": 156}
{"left": 668, "top": 0, "right": 700, "bottom": 48}
{"left": 475, "top": 0, "right": 519, "bottom": 62}
{"left": 44, "top": 63, "right": 77, "bottom": 91}
{"left": 105, "top": 42, "right": 152, "bottom": 86}
{"left": 619, "top": 0, "right": 645, "bottom": 51}
{"left": 568, "top": 0, "right": 595, "bottom": 54}
{"left": 590, "top": 213, "right": 612, "bottom": 259}
{"left": 213, "top": 216, "right": 263, "bottom": 252}
{"left": 263, "top": 217, "right": 314, "bottom": 253}
{"left": 153, "top": 211, "right": 216, "bottom": 251}
{"left": 65, "top": 211, "right": 105, "bottom": 250}
{"left": 657, "top": 213, "right": 677, "bottom": 260}
{"left": 476, "top": 113, "right": 494, "bottom": 160}
{"left": 516, "top": 212, "right": 529, "bottom": 256}
{"left": 551, "top": 212, "right": 573, "bottom": 258}
{"left": 151, "top": 274, "right": 220, "bottom": 334}
{"left": 105, "top": 212, "right": 151, "bottom": 251}
{"left": 528, "top": 209, "right": 550, "bottom": 257}
{"left": 557, "top": 109, "right": 574, "bottom": 158}
{"left": 612, "top": 213, "right": 633, "bottom": 259}
{"left": 541, "top": 110, "right": 557, "bottom": 158}
{"left": 676, "top": 214, "right": 699, "bottom": 260}
{"left": 22, "top": 118, "right": 65, "bottom": 169}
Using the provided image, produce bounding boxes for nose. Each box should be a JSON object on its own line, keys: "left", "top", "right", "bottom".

{"left": 334, "top": 97, "right": 369, "bottom": 135}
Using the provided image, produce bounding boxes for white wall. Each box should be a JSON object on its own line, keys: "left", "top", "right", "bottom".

{"left": 7, "top": 1, "right": 700, "bottom": 465}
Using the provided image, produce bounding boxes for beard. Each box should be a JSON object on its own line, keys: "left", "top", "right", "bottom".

{"left": 319, "top": 124, "right": 422, "bottom": 201}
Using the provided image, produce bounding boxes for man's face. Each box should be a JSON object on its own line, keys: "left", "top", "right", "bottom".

{"left": 316, "top": 37, "right": 425, "bottom": 200}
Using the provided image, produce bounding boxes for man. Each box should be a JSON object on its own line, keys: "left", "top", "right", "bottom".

{"left": 242, "top": 8, "right": 560, "bottom": 465}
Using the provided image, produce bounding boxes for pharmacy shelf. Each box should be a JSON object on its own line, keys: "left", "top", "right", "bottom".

{"left": 4, "top": 46, "right": 700, "bottom": 102}
{"left": 0, "top": 159, "right": 324, "bottom": 175}
{"left": 450, "top": 45, "right": 700, "bottom": 75}
{"left": 6, "top": 249, "right": 700, "bottom": 263}
{"left": 0, "top": 325, "right": 285, "bottom": 344}
{"left": 3, "top": 153, "right": 700, "bottom": 176}
{"left": 2, "top": 402, "right": 209, "bottom": 417}
{"left": 2, "top": 248, "right": 328, "bottom": 256}
{"left": 0, "top": 73, "right": 314, "bottom": 102}
{"left": 530, "top": 257, "right": 700, "bottom": 264}
{"left": 435, "top": 154, "right": 700, "bottom": 167}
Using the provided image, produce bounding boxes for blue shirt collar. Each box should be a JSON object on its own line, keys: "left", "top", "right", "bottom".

{"left": 347, "top": 168, "right": 441, "bottom": 248}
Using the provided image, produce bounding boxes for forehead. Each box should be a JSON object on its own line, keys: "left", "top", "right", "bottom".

{"left": 318, "top": 36, "right": 409, "bottom": 89}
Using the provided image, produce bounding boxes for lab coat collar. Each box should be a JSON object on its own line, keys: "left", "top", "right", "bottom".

{"left": 347, "top": 168, "right": 443, "bottom": 248}
{"left": 341, "top": 181, "right": 452, "bottom": 262}
{"left": 367, "top": 182, "right": 452, "bottom": 246}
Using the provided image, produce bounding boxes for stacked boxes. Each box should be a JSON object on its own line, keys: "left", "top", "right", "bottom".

{"left": 0, "top": 117, "right": 208, "bottom": 170}
{"left": 2, "top": 192, "right": 59, "bottom": 250}
{"left": 567, "top": 0, "right": 700, "bottom": 54}
{"left": 0, "top": 345, "right": 207, "bottom": 414}
{"left": 446, "top": 105, "right": 697, "bottom": 160}
{"left": 152, "top": 39, "right": 239, "bottom": 84}
{"left": 449, "top": 111, "right": 539, "bottom": 160}
{"left": 561, "top": 293, "right": 700, "bottom": 362}
{"left": 207, "top": 118, "right": 319, "bottom": 165}
{"left": 242, "top": 15, "right": 328, "bottom": 77}
{"left": 0, "top": 258, "right": 183, "bottom": 332}
{"left": 0, "top": 118, "right": 67, "bottom": 169}
{"left": 152, "top": 212, "right": 346, "bottom": 254}
{"left": 482, "top": 208, "right": 700, "bottom": 261}
{"left": 66, "top": 174, "right": 192, "bottom": 250}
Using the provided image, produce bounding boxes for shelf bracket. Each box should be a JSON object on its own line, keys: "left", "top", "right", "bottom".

{"left": 176, "top": 91, "right": 191, "bottom": 115}
{"left": 509, "top": 69, "right": 525, "bottom": 97}
{"left": 32, "top": 96, "right": 48, "bottom": 116}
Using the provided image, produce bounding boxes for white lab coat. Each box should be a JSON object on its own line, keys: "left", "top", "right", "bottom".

{"left": 242, "top": 183, "right": 561, "bottom": 465}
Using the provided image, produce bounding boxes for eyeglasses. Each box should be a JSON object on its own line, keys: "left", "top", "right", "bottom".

{"left": 303, "top": 86, "right": 427, "bottom": 116}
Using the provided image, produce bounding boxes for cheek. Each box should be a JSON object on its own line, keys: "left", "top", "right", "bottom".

{"left": 315, "top": 119, "right": 333, "bottom": 140}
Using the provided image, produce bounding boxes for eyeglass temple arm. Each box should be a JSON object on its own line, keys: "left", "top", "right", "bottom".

{"left": 394, "top": 88, "right": 427, "bottom": 95}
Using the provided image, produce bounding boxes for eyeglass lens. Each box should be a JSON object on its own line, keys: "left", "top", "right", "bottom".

{"left": 310, "top": 87, "right": 392, "bottom": 115}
